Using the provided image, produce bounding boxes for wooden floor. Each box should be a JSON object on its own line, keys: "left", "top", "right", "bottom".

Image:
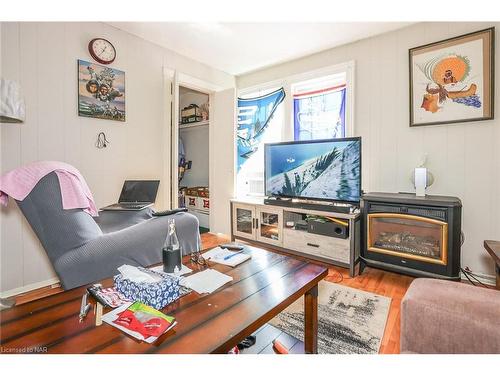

{"left": 243, "top": 323, "right": 305, "bottom": 354}
{"left": 9, "top": 232, "right": 415, "bottom": 354}
{"left": 190, "top": 232, "right": 415, "bottom": 354}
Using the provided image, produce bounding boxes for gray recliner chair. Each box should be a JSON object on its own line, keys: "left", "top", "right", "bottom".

{"left": 16, "top": 172, "right": 201, "bottom": 290}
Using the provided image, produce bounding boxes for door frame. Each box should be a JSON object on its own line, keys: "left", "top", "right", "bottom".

{"left": 164, "top": 69, "right": 225, "bottom": 218}
{"left": 162, "top": 67, "right": 175, "bottom": 210}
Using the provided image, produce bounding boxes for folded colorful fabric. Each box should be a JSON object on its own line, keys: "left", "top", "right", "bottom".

{"left": 0, "top": 160, "right": 98, "bottom": 216}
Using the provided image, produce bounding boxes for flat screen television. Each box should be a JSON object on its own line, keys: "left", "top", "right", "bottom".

{"left": 264, "top": 137, "right": 361, "bottom": 203}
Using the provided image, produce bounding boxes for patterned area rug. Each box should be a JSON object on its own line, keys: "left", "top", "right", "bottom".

{"left": 269, "top": 282, "right": 391, "bottom": 354}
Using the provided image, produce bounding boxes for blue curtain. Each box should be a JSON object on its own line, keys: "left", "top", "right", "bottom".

{"left": 237, "top": 88, "right": 285, "bottom": 171}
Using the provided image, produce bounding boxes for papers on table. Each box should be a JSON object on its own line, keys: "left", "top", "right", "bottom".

{"left": 102, "top": 302, "right": 177, "bottom": 343}
{"left": 150, "top": 263, "right": 193, "bottom": 277}
{"left": 179, "top": 269, "right": 233, "bottom": 294}
{"left": 202, "top": 246, "right": 251, "bottom": 267}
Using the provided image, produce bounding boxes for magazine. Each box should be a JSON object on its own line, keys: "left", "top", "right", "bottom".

{"left": 102, "top": 301, "right": 177, "bottom": 343}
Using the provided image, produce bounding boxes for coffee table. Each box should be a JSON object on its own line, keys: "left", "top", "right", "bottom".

{"left": 0, "top": 245, "right": 327, "bottom": 354}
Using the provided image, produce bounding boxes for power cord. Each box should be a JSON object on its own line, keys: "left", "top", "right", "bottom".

{"left": 96, "top": 132, "right": 110, "bottom": 149}
{"left": 461, "top": 268, "right": 477, "bottom": 286}
{"left": 459, "top": 231, "right": 494, "bottom": 289}
{"left": 460, "top": 267, "right": 495, "bottom": 289}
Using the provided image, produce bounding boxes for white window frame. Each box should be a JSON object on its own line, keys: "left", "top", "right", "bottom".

{"left": 237, "top": 60, "right": 355, "bottom": 141}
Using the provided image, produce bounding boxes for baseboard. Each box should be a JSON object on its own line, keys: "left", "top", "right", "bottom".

{"left": 460, "top": 271, "right": 496, "bottom": 286}
{"left": 0, "top": 277, "right": 60, "bottom": 299}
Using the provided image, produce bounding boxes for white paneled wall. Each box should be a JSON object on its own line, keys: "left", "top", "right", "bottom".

{"left": 209, "top": 88, "right": 236, "bottom": 235}
{"left": 237, "top": 22, "right": 500, "bottom": 278}
{"left": 0, "top": 22, "right": 234, "bottom": 295}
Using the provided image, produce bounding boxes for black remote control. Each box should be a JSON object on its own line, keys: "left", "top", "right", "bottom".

{"left": 87, "top": 284, "right": 111, "bottom": 308}
{"left": 152, "top": 207, "right": 188, "bottom": 217}
{"left": 220, "top": 244, "right": 245, "bottom": 251}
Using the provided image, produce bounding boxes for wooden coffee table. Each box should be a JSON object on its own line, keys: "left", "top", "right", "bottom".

{"left": 0, "top": 245, "right": 327, "bottom": 354}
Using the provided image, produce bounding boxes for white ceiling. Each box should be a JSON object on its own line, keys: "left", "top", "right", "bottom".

{"left": 109, "top": 22, "right": 413, "bottom": 76}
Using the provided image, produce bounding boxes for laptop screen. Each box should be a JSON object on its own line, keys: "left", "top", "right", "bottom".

{"left": 118, "top": 180, "right": 160, "bottom": 203}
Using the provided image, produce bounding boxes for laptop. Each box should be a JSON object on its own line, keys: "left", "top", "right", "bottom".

{"left": 101, "top": 180, "right": 160, "bottom": 211}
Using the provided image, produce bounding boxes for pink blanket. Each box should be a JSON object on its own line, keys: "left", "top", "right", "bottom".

{"left": 0, "top": 161, "right": 98, "bottom": 216}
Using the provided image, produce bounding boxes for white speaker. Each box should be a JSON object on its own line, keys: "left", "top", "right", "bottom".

{"left": 414, "top": 167, "right": 427, "bottom": 197}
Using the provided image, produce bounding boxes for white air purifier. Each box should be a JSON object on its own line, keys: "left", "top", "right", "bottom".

{"left": 414, "top": 167, "right": 427, "bottom": 197}
{"left": 410, "top": 155, "right": 435, "bottom": 197}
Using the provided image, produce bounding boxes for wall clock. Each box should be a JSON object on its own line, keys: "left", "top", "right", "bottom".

{"left": 88, "top": 38, "right": 116, "bottom": 65}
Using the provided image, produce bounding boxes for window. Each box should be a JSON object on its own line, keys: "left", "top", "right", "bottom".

{"left": 236, "top": 87, "right": 285, "bottom": 196}
{"left": 292, "top": 73, "right": 347, "bottom": 140}
{"left": 236, "top": 62, "right": 354, "bottom": 198}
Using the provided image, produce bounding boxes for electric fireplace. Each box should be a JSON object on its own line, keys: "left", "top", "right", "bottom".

{"left": 360, "top": 193, "right": 462, "bottom": 280}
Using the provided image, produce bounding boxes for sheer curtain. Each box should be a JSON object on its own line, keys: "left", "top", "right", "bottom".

{"left": 293, "top": 85, "right": 346, "bottom": 140}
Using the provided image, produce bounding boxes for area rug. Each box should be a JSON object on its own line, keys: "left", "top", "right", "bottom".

{"left": 269, "top": 282, "right": 391, "bottom": 354}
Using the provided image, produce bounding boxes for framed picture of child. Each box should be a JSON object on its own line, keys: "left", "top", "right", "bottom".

{"left": 409, "top": 28, "right": 494, "bottom": 127}
{"left": 78, "top": 59, "right": 125, "bottom": 122}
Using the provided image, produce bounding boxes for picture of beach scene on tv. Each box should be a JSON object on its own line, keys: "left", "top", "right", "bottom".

{"left": 265, "top": 139, "right": 361, "bottom": 202}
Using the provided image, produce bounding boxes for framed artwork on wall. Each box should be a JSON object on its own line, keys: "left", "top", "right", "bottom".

{"left": 409, "top": 27, "right": 494, "bottom": 127}
{"left": 78, "top": 59, "right": 125, "bottom": 122}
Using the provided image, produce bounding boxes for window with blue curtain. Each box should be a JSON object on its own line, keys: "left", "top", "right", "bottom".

{"left": 236, "top": 87, "right": 286, "bottom": 196}
{"left": 293, "top": 85, "right": 346, "bottom": 140}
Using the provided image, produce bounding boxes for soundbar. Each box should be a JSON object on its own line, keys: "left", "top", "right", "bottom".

{"left": 263, "top": 197, "right": 357, "bottom": 214}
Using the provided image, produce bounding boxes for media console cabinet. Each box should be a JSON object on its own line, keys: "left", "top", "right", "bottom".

{"left": 230, "top": 198, "right": 361, "bottom": 276}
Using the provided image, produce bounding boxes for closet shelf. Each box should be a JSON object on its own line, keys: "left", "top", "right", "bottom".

{"left": 187, "top": 207, "right": 210, "bottom": 215}
{"left": 179, "top": 120, "right": 209, "bottom": 130}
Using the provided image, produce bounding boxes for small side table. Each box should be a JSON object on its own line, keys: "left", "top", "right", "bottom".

{"left": 484, "top": 240, "right": 500, "bottom": 290}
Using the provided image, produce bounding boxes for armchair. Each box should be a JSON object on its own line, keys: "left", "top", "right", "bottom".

{"left": 16, "top": 172, "right": 200, "bottom": 290}
{"left": 401, "top": 278, "right": 500, "bottom": 353}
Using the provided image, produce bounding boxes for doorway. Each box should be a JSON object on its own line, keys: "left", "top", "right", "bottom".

{"left": 176, "top": 85, "right": 211, "bottom": 232}
{"left": 166, "top": 69, "right": 235, "bottom": 236}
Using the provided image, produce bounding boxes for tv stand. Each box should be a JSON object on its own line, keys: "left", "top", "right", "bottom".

{"left": 264, "top": 196, "right": 358, "bottom": 214}
{"left": 231, "top": 197, "right": 361, "bottom": 277}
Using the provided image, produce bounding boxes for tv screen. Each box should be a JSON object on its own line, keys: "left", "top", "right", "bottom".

{"left": 264, "top": 137, "right": 361, "bottom": 203}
